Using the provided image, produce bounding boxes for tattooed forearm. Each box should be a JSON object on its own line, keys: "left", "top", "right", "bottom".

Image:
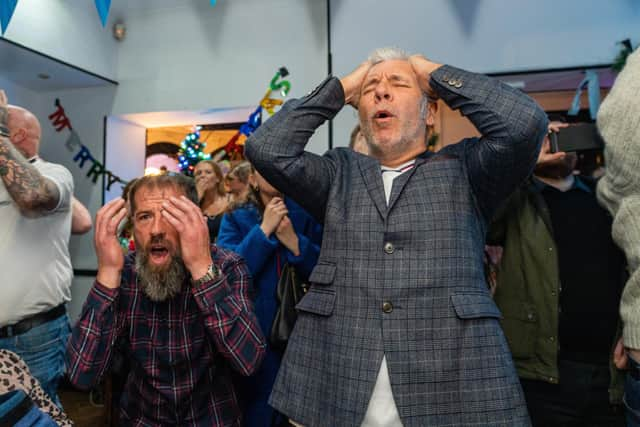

{"left": 0, "top": 138, "right": 59, "bottom": 213}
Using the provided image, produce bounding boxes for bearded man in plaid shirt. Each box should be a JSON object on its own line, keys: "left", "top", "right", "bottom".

{"left": 66, "top": 174, "right": 266, "bottom": 426}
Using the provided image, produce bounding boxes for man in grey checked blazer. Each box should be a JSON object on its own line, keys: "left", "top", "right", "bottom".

{"left": 246, "top": 48, "right": 548, "bottom": 426}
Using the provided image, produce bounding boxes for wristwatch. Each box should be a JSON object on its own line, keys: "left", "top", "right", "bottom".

{"left": 191, "top": 263, "right": 220, "bottom": 286}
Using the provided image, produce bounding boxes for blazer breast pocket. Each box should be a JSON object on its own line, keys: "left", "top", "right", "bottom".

{"left": 450, "top": 292, "right": 502, "bottom": 320}
{"left": 308, "top": 261, "right": 336, "bottom": 286}
{"left": 296, "top": 287, "right": 336, "bottom": 316}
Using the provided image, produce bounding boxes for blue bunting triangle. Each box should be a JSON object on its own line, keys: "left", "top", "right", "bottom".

{"left": 0, "top": 0, "right": 19, "bottom": 35}
{"left": 210, "top": 0, "right": 217, "bottom": 5}
{"left": 94, "top": 0, "right": 111, "bottom": 27}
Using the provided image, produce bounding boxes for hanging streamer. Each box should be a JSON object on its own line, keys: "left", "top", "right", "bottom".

{"left": 239, "top": 106, "right": 263, "bottom": 136}
{"left": 49, "top": 99, "right": 127, "bottom": 189}
{"left": 214, "top": 66, "right": 291, "bottom": 161}
{"left": 270, "top": 67, "right": 291, "bottom": 97}
{"left": 94, "top": 0, "right": 111, "bottom": 27}
{"left": 567, "top": 69, "right": 600, "bottom": 121}
{"left": 0, "top": 0, "right": 18, "bottom": 35}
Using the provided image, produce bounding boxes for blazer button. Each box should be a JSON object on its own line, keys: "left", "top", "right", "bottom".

{"left": 384, "top": 242, "right": 395, "bottom": 254}
{"left": 382, "top": 301, "right": 393, "bottom": 313}
{"left": 455, "top": 81, "right": 463, "bottom": 88}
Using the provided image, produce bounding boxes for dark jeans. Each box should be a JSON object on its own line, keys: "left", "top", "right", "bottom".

{"left": 520, "top": 359, "right": 624, "bottom": 427}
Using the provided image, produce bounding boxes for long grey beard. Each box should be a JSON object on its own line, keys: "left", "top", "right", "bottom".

{"left": 135, "top": 251, "right": 187, "bottom": 302}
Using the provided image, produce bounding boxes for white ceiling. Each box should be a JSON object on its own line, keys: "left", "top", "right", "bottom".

{"left": 117, "top": 105, "right": 256, "bottom": 128}
{"left": 0, "top": 37, "right": 116, "bottom": 91}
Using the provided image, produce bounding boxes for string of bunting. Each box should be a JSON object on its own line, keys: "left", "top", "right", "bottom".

{"left": 211, "top": 66, "right": 291, "bottom": 162}
{"left": 0, "top": 1, "right": 217, "bottom": 33}
{"left": 48, "top": 98, "right": 127, "bottom": 191}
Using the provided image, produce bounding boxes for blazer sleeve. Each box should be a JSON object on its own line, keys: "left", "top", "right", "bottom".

{"left": 430, "top": 66, "right": 548, "bottom": 221}
{"left": 245, "top": 77, "right": 344, "bottom": 222}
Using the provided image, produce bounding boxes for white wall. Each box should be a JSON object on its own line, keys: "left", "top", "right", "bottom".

{"left": 111, "top": 0, "right": 329, "bottom": 154}
{"left": 33, "top": 85, "right": 117, "bottom": 270}
{"left": 104, "top": 116, "right": 146, "bottom": 202}
{"left": 3, "top": 0, "right": 119, "bottom": 80}
{"left": 329, "top": 0, "right": 640, "bottom": 146}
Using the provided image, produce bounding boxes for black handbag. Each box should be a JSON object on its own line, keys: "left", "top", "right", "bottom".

{"left": 270, "top": 263, "right": 308, "bottom": 351}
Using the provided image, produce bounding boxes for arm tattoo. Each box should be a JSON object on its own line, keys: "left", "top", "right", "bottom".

{"left": 0, "top": 138, "right": 60, "bottom": 213}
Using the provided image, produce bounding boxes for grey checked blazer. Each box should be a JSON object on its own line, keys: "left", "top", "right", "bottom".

{"left": 246, "top": 65, "right": 548, "bottom": 427}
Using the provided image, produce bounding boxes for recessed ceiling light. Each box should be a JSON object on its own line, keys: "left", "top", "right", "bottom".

{"left": 37, "top": 73, "right": 50, "bottom": 80}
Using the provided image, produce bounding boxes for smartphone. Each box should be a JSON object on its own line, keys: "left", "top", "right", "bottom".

{"left": 549, "top": 123, "right": 604, "bottom": 153}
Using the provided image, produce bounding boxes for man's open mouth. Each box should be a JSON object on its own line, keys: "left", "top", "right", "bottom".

{"left": 150, "top": 245, "right": 170, "bottom": 263}
{"left": 373, "top": 110, "right": 394, "bottom": 121}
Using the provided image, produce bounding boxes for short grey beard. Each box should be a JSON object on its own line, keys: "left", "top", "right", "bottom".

{"left": 136, "top": 251, "right": 187, "bottom": 302}
{"left": 361, "top": 96, "right": 429, "bottom": 160}
{"left": 362, "top": 115, "right": 427, "bottom": 160}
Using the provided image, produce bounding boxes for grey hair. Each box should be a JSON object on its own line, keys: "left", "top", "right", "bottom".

{"left": 367, "top": 47, "right": 411, "bottom": 65}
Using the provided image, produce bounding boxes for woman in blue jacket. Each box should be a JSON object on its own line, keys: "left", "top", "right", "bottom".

{"left": 217, "top": 170, "right": 322, "bottom": 427}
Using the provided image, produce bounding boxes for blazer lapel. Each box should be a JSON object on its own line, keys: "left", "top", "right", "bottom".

{"left": 358, "top": 155, "right": 387, "bottom": 220}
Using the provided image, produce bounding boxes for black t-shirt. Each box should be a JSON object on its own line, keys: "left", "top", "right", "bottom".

{"left": 541, "top": 178, "right": 626, "bottom": 364}
{"left": 206, "top": 215, "right": 223, "bottom": 243}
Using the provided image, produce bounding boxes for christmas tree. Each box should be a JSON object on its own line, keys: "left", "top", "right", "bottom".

{"left": 178, "top": 126, "right": 210, "bottom": 176}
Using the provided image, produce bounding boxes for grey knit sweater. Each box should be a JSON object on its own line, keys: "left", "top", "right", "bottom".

{"left": 597, "top": 49, "right": 640, "bottom": 349}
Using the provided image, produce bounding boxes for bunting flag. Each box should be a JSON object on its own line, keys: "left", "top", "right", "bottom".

{"left": 94, "top": 0, "right": 111, "bottom": 27}
{"left": 567, "top": 69, "right": 600, "bottom": 121}
{"left": 50, "top": 99, "right": 127, "bottom": 191}
{"left": 210, "top": 0, "right": 217, "bottom": 5}
{"left": 0, "top": 0, "right": 19, "bottom": 35}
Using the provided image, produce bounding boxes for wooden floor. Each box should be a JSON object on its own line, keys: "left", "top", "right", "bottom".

{"left": 59, "top": 386, "right": 109, "bottom": 427}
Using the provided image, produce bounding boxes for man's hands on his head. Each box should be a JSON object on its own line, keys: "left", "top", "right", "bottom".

{"left": 160, "top": 195, "right": 213, "bottom": 280}
{"left": 95, "top": 198, "right": 127, "bottom": 288}
{"left": 408, "top": 55, "right": 442, "bottom": 101}
{"left": 340, "top": 54, "right": 443, "bottom": 109}
{"left": 340, "top": 61, "right": 372, "bottom": 108}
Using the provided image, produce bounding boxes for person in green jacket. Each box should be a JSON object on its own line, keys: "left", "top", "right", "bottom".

{"left": 488, "top": 120, "right": 626, "bottom": 427}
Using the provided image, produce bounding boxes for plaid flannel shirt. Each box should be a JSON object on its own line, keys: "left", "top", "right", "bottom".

{"left": 66, "top": 246, "right": 266, "bottom": 426}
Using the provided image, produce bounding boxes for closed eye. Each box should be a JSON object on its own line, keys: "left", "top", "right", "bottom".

{"left": 137, "top": 213, "right": 152, "bottom": 222}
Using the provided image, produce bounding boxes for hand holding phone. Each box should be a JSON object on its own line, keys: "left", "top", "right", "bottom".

{"left": 549, "top": 123, "right": 604, "bottom": 153}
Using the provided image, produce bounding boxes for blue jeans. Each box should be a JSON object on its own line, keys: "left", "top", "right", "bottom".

{"left": 625, "top": 354, "right": 640, "bottom": 426}
{"left": 0, "top": 314, "right": 71, "bottom": 407}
